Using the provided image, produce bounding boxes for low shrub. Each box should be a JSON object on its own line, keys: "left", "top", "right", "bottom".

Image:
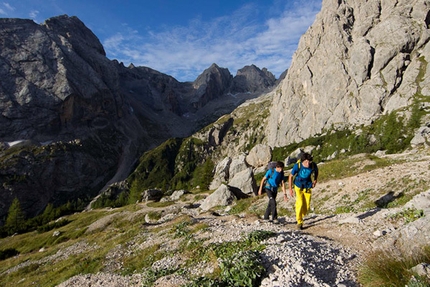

{"left": 0, "top": 248, "right": 19, "bottom": 260}
{"left": 36, "top": 218, "right": 70, "bottom": 233}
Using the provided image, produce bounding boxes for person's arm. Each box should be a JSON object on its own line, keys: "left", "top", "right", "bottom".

{"left": 288, "top": 173, "right": 294, "bottom": 197}
{"left": 281, "top": 180, "right": 288, "bottom": 201}
{"left": 312, "top": 163, "right": 318, "bottom": 188}
{"left": 258, "top": 176, "right": 267, "bottom": 196}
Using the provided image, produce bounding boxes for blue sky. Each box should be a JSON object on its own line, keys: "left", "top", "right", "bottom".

{"left": 1, "top": 1, "right": 321, "bottom": 82}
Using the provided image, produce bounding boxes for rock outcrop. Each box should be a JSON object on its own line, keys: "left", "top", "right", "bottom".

{"left": 266, "top": 0, "right": 430, "bottom": 146}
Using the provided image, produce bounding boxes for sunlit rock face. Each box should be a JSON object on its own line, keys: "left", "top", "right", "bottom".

{"left": 266, "top": 0, "right": 430, "bottom": 147}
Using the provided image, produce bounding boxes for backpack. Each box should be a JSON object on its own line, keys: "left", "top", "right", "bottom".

{"left": 266, "top": 161, "right": 282, "bottom": 179}
{"left": 293, "top": 159, "right": 317, "bottom": 187}
{"left": 266, "top": 161, "right": 277, "bottom": 174}
{"left": 296, "top": 159, "right": 317, "bottom": 174}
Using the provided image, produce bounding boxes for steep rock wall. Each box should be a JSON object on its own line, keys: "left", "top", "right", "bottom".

{"left": 266, "top": 0, "right": 430, "bottom": 146}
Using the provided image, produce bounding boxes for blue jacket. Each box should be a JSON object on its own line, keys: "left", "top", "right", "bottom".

{"left": 265, "top": 169, "right": 284, "bottom": 192}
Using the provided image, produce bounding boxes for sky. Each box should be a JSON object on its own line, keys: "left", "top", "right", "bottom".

{"left": 1, "top": 0, "right": 321, "bottom": 82}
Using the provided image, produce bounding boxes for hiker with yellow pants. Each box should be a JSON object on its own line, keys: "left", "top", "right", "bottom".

{"left": 288, "top": 152, "right": 318, "bottom": 230}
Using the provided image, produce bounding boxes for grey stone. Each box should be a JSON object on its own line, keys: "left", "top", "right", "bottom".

{"left": 200, "top": 184, "right": 237, "bottom": 211}
{"left": 245, "top": 144, "right": 272, "bottom": 168}
{"left": 142, "top": 189, "right": 163, "bottom": 202}
{"left": 227, "top": 167, "right": 258, "bottom": 195}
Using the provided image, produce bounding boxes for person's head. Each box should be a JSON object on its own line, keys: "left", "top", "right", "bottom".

{"left": 276, "top": 161, "right": 284, "bottom": 171}
{"left": 300, "top": 152, "right": 313, "bottom": 167}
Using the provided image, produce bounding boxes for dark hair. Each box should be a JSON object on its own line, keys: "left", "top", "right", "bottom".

{"left": 300, "top": 152, "right": 313, "bottom": 162}
{"left": 276, "top": 161, "right": 284, "bottom": 168}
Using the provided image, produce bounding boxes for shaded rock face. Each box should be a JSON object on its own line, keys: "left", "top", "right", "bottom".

{"left": 192, "top": 64, "right": 233, "bottom": 109}
{"left": 266, "top": 0, "right": 430, "bottom": 146}
{"left": 0, "top": 16, "right": 132, "bottom": 220}
{"left": 0, "top": 16, "right": 277, "bottom": 221}
{"left": 192, "top": 63, "right": 277, "bottom": 109}
{"left": 0, "top": 16, "right": 119, "bottom": 140}
{"left": 231, "top": 65, "right": 276, "bottom": 93}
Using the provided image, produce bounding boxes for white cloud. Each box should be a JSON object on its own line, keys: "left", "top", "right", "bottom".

{"left": 29, "top": 10, "right": 39, "bottom": 19}
{"left": 3, "top": 2, "right": 14, "bottom": 11}
{"left": 103, "top": 1, "right": 321, "bottom": 81}
{"left": 0, "top": 2, "right": 13, "bottom": 15}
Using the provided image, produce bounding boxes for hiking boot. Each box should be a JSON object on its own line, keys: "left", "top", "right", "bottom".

{"left": 296, "top": 224, "right": 303, "bottom": 230}
{"left": 261, "top": 218, "right": 271, "bottom": 223}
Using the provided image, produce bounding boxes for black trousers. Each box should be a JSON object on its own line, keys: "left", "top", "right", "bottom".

{"left": 264, "top": 187, "right": 277, "bottom": 220}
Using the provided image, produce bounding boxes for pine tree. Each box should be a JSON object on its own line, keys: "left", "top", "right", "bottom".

{"left": 41, "top": 203, "right": 55, "bottom": 224}
{"left": 5, "top": 198, "right": 26, "bottom": 234}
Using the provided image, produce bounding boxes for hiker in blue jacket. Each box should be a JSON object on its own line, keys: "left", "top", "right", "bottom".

{"left": 258, "top": 161, "right": 287, "bottom": 223}
{"left": 289, "top": 152, "right": 318, "bottom": 230}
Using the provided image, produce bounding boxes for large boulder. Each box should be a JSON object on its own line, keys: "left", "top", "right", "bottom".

{"left": 227, "top": 168, "right": 258, "bottom": 195}
{"left": 209, "top": 157, "right": 232, "bottom": 190}
{"left": 374, "top": 190, "right": 430, "bottom": 257}
{"left": 200, "top": 184, "right": 236, "bottom": 211}
{"left": 245, "top": 144, "right": 272, "bottom": 168}
{"left": 142, "top": 189, "right": 163, "bottom": 202}
{"left": 229, "top": 154, "right": 249, "bottom": 179}
{"left": 410, "top": 124, "right": 430, "bottom": 147}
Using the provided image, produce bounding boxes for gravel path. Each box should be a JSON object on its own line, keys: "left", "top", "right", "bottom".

{"left": 57, "top": 215, "right": 358, "bottom": 287}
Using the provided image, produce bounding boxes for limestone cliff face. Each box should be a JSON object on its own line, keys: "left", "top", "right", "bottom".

{"left": 266, "top": 0, "right": 430, "bottom": 146}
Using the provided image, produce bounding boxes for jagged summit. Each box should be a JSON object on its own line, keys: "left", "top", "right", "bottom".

{"left": 231, "top": 64, "right": 276, "bottom": 93}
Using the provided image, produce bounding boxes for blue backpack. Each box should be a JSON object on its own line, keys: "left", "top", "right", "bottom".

{"left": 293, "top": 159, "right": 317, "bottom": 188}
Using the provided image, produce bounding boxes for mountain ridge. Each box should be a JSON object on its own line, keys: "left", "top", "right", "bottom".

{"left": 0, "top": 15, "right": 277, "bottom": 221}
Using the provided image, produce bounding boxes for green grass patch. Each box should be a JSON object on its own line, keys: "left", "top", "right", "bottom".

{"left": 358, "top": 245, "right": 430, "bottom": 287}
{"left": 335, "top": 206, "right": 353, "bottom": 214}
{"left": 185, "top": 230, "right": 273, "bottom": 287}
{"left": 0, "top": 248, "right": 105, "bottom": 287}
{"left": 388, "top": 208, "right": 425, "bottom": 224}
{"left": 121, "top": 244, "right": 163, "bottom": 275}
{"left": 146, "top": 201, "right": 175, "bottom": 208}
{"left": 229, "top": 196, "right": 261, "bottom": 215}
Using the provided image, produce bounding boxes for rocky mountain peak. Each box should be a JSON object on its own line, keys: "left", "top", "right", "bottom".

{"left": 191, "top": 63, "right": 233, "bottom": 108}
{"left": 42, "top": 15, "right": 106, "bottom": 56}
{"left": 193, "top": 63, "right": 232, "bottom": 87}
{"left": 231, "top": 64, "right": 276, "bottom": 93}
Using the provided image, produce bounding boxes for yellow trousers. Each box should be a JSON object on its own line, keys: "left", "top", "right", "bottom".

{"left": 294, "top": 185, "right": 312, "bottom": 225}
